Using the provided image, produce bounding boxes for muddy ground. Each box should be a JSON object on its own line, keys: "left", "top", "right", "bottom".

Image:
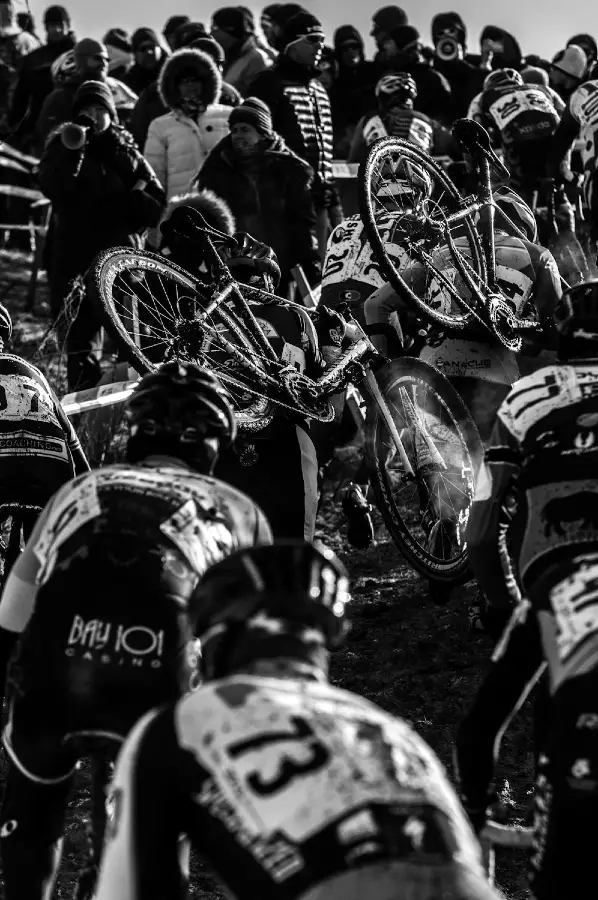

{"left": 0, "top": 251, "right": 535, "bottom": 899}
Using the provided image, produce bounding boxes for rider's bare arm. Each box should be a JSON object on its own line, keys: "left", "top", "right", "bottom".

{"left": 454, "top": 601, "right": 545, "bottom": 820}
{"left": 466, "top": 414, "right": 523, "bottom": 610}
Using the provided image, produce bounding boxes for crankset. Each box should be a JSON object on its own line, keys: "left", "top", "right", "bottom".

{"left": 487, "top": 294, "right": 522, "bottom": 352}
{"left": 279, "top": 368, "right": 335, "bottom": 422}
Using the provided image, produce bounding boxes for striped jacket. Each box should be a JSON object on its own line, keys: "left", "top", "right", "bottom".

{"left": 248, "top": 57, "right": 334, "bottom": 197}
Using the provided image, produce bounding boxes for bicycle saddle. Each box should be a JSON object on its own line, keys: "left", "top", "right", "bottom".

{"left": 452, "top": 118, "right": 510, "bottom": 180}
{"left": 161, "top": 204, "right": 237, "bottom": 248}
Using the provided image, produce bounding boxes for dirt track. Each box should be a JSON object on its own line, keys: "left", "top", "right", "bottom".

{"left": 0, "top": 252, "right": 533, "bottom": 898}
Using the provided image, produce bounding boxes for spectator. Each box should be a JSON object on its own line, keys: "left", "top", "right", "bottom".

{"left": 0, "top": 0, "right": 40, "bottom": 135}
{"left": 16, "top": 11, "right": 38, "bottom": 39}
{"left": 196, "top": 96, "right": 320, "bottom": 292}
{"left": 8, "top": 5, "right": 75, "bottom": 152}
{"left": 475, "top": 25, "right": 523, "bottom": 71}
{"left": 370, "top": 5, "right": 408, "bottom": 74}
{"left": 249, "top": 11, "right": 341, "bottom": 262}
{"left": 103, "top": 28, "right": 133, "bottom": 80}
{"left": 330, "top": 25, "right": 376, "bottom": 158}
{"left": 130, "top": 33, "right": 240, "bottom": 153}
{"left": 37, "top": 37, "right": 109, "bottom": 144}
{"left": 37, "top": 79, "right": 164, "bottom": 390}
{"left": 316, "top": 46, "right": 337, "bottom": 93}
{"left": 172, "top": 21, "right": 207, "bottom": 51}
{"left": 567, "top": 32, "right": 597, "bottom": 72}
{"left": 163, "top": 14, "right": 190, "bottom": 51}
{"left": 260, "top": 4, "right": 305, "bottom": 54}
{"left": 430, "top": 12, "right": 486, "bottom": 119}
{"left": 210, "top": 7, "right": 270, "bottom": 96}
{"left": 161, "top": 188, "right": 236, "bottom": 261}
{"left": 550, "top": 44, "right": 587, "bottom": 103}
{"left": 144, "top": 47, "right": 230, "bottom": 219}
{"left": 238, "top": 5, "right": 277, "bottom": 63}
{"left": 123, "top": 27, "right": 165, "bottom": 96}
{"left": 383, "top": 24, "right": 453, "bottom": 125}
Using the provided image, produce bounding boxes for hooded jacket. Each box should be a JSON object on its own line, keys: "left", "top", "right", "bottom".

{"left": 195, "top": 132, "right": 319, "bottom": 277}
{"left": 143, "top": 49, "right": 231, "bottom": 204}
{"left": 429, "top": 12, "right": 486, "bottom": 119}
{"left": 330, "top": 26, "right": 376, "bottom": 154}
{"left": 223, "top": 35, "right": 271, "bottom": 96}
{"left": 477, "top": 25, "right": 523, "bottom": 70}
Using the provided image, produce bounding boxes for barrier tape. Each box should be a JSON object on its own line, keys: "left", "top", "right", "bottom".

{"left": 61, "top": 379, "right": 139, "bottom": 416}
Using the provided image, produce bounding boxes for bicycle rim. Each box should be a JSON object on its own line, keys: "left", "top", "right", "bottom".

{"left": 360, "top": 138, "right": 485, "bottom": 331}
{"left": 365, "top": 358, "right": 484, "bottom": 583}
{"left": 90, "top": 248, "right": 293, "bottom": 431}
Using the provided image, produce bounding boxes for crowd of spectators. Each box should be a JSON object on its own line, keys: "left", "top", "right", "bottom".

{"left": 1, "top": 1, "right": 597, "bottom": 390}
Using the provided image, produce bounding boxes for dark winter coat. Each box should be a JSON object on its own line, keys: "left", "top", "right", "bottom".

{"left": 130, "top": 78, "right": 241, "bottom": 150}
{"left": 432, "top": 57, "right": 486, "bottom": 120}
{"left": 122, "top": 58, "right": 165, "bottom": 97}
{"left": 380, "top": 55, "right": 453, "bottom": 126}
{"left": 8, "top": 33, "right": 76, "bottom": 149}
{"left": 38, "top": 123, "right": 165, "bottom": 306}
{"left": 195, "top": 133, "right": 319, "bottom": 279}
{"left": 330, "top": 25, "right": 377, "bottom": 158}
{"left": 248, "top": 55, "right": 335, "bottom": 207}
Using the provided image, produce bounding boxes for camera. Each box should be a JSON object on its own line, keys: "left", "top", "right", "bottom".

{"left": 435, "top": 35, "right": 460, "bottom": 62}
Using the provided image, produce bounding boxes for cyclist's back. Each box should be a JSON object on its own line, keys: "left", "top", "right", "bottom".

{"left": 0, "top": 363, "right": 272, "bottom": 900}
{"left": 457, "top": 281, "right": 598, "bottom": 900}
{"left": 95, "top": 543, "right": 497, "bottom": 900}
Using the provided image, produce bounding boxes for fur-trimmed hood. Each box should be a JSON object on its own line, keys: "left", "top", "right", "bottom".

{"left": 158, "top": 48, "right": 222, "bottom": 111}
{"left": 165, "top": 189, "right": 236, "bottom": 235}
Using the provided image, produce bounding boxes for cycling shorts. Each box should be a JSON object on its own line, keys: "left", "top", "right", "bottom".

{"left": 3, "top": 537, "right": 199, "bottom": 783}
{"left": 530, "top": 672, "right": 598, "bottom": 900}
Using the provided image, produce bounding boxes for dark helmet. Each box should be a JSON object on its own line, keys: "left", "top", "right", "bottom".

{"left": 0, "top": 303, "right": 12, "bottom": 345}
{"left": 221, "top": 232, "right": 282, "bottom": 291}
{"left": 554, "top": 280, "right": 598, "bottom": 350}
{"left": 125, "top": 362, "right": 237, "bottom": 460}
{"left": 375, "top": 72, "right": 417, "bottom": 104}
{"left": 191, "top": 541, "right": 351, "bottom": 679}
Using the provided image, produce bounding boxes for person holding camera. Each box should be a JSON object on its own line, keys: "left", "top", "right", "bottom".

{"left": 430, "top": 12, "right": 486, "bottom": 120}
{"left": 37, "top": 79, "right": 165, "bottom": 390}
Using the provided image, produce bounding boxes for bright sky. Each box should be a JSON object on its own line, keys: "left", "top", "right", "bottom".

{"left": 18, "top": 0, "right": 598, "bottom": 59}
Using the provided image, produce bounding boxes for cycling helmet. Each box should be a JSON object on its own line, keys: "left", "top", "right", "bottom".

{"left": 554, "top": 280, "right": 598, "bottom": 346}
{"left": 191, "top": 541, "right": 351, "bottom": 679}
{"left": 51, "top": 49, "right": 77, "bottom": 86}
{"left": 493, "top": 186, "right": 538, "bottom": 242}
{"left": 0, "top": 303, "right": 12, "bottom": 345}
{"left": 221, "top": 232, "right": 282, "bottom": 291}
{"left": 483, "top": 67, "right": 523, "bottom": 92}
{"left": 375, "top": 73, "right": 417, "bottom": 103}
{"left": 125, "top": 362, "right": 237, "bottom": 458}
{"left": 376, "top": 156, "right": 433, "bottom": 202}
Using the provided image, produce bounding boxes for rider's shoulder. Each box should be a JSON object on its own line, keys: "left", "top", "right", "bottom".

{"left": 570, "top": 79, "right": 598, "bottom": 116}
{"left": 499, "top": 364, "right": 575, "bottom": 433}
{"left": 0, "top": 353, "right": 46, "bottom": 383}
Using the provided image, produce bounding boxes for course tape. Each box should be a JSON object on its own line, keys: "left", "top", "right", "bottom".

{"left": 61, "top": 379, "right": 139, "bottom": 416}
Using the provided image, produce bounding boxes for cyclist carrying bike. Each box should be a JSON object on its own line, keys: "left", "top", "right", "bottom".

{"left": 94, "top": 540, "right": 500, "bottom": 900}
{"left": 456, "top": 279, "right": 598, "bottom": 900}
{"left": 0, "top": 361, "right": 272, "bottom": 900}
{"left": 0, "top": 301, "right": 89, "bottom": 544}
{"left": 468, "top": 68, "right": 564, "bottom": 206}
{"left": 348, "top": 72, "right": 454, "bottom": 164}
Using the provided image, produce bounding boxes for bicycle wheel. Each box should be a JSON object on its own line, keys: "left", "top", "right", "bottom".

{"left": 89, "top": 248, "right": 328, "bottom": 432}
{"left": 360, "top": 138, "right": 485, "bottom": 331}
{"left": 365, "top": 358, "right": 484, "bottom": 583}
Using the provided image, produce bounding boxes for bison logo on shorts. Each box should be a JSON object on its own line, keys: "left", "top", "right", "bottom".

{"left": 542, "top": 491, "right": 598, "bottom": 538}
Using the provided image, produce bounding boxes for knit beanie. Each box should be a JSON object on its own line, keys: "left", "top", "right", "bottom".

{"left": 390, "top": 24, "right": 420, "bottom": 50}
{"left": 164, "top": 15, "right": 190, "bottom": 39}
{"left": 72, "top": 80, "right": 117, "bottom": 120}
{"left": 230, "top": 97, "right": 273, "bottom": 136}
{"left": 44, "top": 5, "right": 70, "bottom": 26}
{"left": 103, "top": 28, "right": 132, "bottom": 54}
{"left": 174, "top": 21, "right": 208, "bottom": 50}
{"left": 190, "top": 36, "right": 225, "bottom": 66}
{"left": 212, "top": 7, "right": 254, "bottom": 40}
{"left": 74, "top": 38, "right": 108, "bottom": 63}
{"left": 281, "top": 12, "right": 325, "bottom": 49}
{"left": 372, "top": 7, "right": 408, "bottom": 33}
{"left": 131, "top": 27, "right": 161, "bottom": 53}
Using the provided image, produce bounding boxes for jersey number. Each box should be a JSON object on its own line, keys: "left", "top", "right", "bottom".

{"left": 227, "top": 715, "right": 330, "bottom": 797}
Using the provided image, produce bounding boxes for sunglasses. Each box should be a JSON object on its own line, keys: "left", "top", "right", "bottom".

{"left": 303, "top": 33, "right": 325, "bottom": 45}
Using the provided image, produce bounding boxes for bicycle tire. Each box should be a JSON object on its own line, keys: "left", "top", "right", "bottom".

{"left": 360, "top": 137, "right": 485, "bottom": 331}
{"left": 0, "top": 514, "right": 22, "bottom": 587}
{"left": 365, "top": 358, "right": 484, "bottom": 584}
{"left": 88, "top": 247, "right": 279, "bottom": 431}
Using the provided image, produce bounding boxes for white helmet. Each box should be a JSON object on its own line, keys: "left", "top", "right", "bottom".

{"left": 376, "top": 156, "right": 433, "bottom": 202}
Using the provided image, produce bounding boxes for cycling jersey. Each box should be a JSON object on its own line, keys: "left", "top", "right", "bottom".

{"left": 0, "top": 354, "right": 88, "bottom": 510}
{"left": 456, "top": 362, "right": 598, "bottom": 900}
{"left": 348, "top": 107, "right": 454, "bottom": 166}
{"left": 567, "top": 79, "right": 598, "bottom": 210}
{"left": 475, "top": 84, "right": 562, "bottom": 145}
{"left": 94, "top": 674, "right": 485, "bottom": 900}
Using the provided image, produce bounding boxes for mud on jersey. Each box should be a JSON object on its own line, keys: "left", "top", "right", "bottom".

{"left": 483, "top": 85, "right": 560, "bottom": 144}
{"left": 95, "top": 675, "right": 482, "bottom": 900}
